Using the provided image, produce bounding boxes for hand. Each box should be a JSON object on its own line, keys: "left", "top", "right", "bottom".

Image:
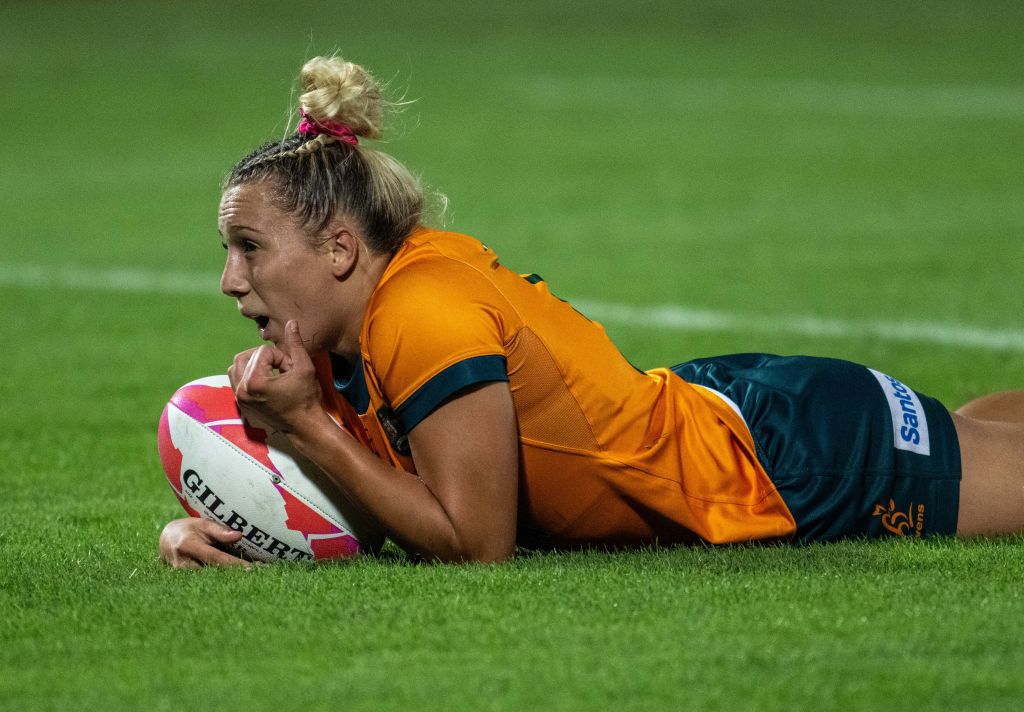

{"left": 228, "top": 320, "right": 324, "bottom": 434}
{"left": 159, "top": 517, "right": 250, "bottom": 569}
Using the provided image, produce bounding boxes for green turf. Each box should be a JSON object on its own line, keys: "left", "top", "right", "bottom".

{"left": 3, "top": 1, "right": 1024, "bottom": 710}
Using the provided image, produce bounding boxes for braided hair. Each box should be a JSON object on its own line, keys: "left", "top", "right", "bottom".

{"left": 225, "top": 56, "right": 428, "bottom": 254}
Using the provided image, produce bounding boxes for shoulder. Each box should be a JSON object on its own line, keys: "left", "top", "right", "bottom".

{"left": 360, "top": 227, "right": 516, "bottom": 388}
{"left": 365, "top": 229, "right": 515, "bottom": 338}
{"left": 375, "top": 228, "right": 501, "bottom": 295}
{"left": 358, "top": 228, "right": 515, "bottom": 425}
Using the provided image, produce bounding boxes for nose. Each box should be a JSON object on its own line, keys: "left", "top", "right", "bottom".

{"left": 220, "top": 252, "right": 250, "bottom": 298}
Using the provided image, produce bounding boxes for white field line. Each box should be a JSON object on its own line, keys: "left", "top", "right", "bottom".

{"left": 516, "top": 76, "right": 1024, "bottom": 120}
{"left": 0, "top": 262, "right": 216, "bottom": 294}
{"left": 572, "top": 300, "right": 1024, "bottom": 352}
{"left": 4, "top": 262, "right": 1024, "bottom": 352}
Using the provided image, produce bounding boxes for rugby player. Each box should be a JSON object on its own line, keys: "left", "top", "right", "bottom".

{"left": 159, "top": 56, "right": 1024, "bottom": 567}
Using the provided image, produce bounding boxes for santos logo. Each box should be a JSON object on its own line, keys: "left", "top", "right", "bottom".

{"left": 868, "top": 368, "right": 931, "bottom": 456}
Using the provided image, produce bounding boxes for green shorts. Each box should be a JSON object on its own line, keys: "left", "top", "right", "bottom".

{"left": 671, "top": 354, "right": 962, "bottom": 542}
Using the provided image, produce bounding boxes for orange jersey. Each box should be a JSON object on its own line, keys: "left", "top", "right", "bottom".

{"left": 315, "top": 227, "right": 796, "bottom": 548}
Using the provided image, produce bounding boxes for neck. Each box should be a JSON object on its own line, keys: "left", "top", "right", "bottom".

{"left": 331, "top": 247, "right": 392, "bottom": 360}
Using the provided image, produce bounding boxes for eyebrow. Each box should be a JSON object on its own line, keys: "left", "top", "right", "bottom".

{"left": 218, "top": 224, "right": 264, "bottom": 238}
{"left": 229, "top": 224, "right": 263, "bottom": 234}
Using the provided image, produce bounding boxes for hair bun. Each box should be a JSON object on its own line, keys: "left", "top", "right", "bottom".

{"left": 299, "top": 56, "right": 384, "bottom": 139}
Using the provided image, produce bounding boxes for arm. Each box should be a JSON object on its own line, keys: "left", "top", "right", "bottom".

{"left": 289, "top": 381, "right": 518, "bottom": 562}
{"left": 232, "top": 320, "right": 519, "bottom": 563}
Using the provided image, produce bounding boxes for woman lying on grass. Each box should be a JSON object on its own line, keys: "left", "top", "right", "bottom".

{"left": 159, "top": 56, "right": 1024, "bottom": 567}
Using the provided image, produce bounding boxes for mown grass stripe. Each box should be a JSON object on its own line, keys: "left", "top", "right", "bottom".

{"left": 519, "top": 76, "right": 1024, "bottom": 120}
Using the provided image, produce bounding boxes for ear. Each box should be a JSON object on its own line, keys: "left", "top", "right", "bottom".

{"left": 323, "top": 224, "right": 360, "bottom": 279}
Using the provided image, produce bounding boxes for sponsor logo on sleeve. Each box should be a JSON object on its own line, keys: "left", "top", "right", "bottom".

{"left": 868, "top": 368, "right": 931, "bottom": 456}
{"left": 377, "top": 407, "right": 411, "bottom": 456}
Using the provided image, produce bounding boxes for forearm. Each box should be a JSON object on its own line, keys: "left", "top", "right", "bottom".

{"left": 287, "top": 410, "right": 476, "bottom": 562}
{"left": 227, "top": 324, "right": 516, "bottom": 562}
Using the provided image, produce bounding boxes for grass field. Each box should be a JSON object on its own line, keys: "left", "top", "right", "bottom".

{"left": 3, "top": 1, "right": 1024, "bottom": 710}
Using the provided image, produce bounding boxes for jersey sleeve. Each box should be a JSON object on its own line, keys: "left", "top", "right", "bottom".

{"left": 363, "top": 260, "right": 513, "bottom": 433}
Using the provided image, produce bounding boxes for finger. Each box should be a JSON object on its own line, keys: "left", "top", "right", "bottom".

{"left": 229, "top": 348, "right": 260, "bottom": 391}
{"left": 243, "top": 345, "right": 291, "bottom": 395}
{"left": 265, "top": 344, "right": 292, "bottom": 372}
{"left": 198, "top": 546, "right": 251, "bottom": 568}
{"left": 275, "top": 320, "right": 314, "bottom": 376}
{"left": 181, "top": 536, "right": 250, "bottom": 568}
{"left": 172, "top": 557, "right": 202, "bottom": 570}
{"left": 235, "top": 348, "right": 269, "bottom": 401}
{"left": 280, "top": 320, "right": 305, "bottom": 357}
{"left": 199, "top": 519, "right": 244, "bottom": 543}
{"left": 238, "top": 346, "right": 264, "bottom": 385}
{"left": 239, "top": 344, "right": 280, "bottom": 395}
{"left": 233, "top": 348, "right": 260, "bottom": 371}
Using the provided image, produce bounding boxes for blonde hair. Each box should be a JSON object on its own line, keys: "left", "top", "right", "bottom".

{"left": 226, "top": 56, "right": 431, "bottom": 254}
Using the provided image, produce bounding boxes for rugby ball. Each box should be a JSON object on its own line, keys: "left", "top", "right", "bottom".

{"left": 157, "top": 375, "right": 383, "bottom": 562}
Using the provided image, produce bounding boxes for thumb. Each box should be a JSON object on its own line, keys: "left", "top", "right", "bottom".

{"left": 282, "top": 320, "right": 306, "bottom": 354}
{"left": 201, "top": 519, "right": 243, "bottom": 542}
{"left": 281, "top": 320, "right": 313, "bottom": 366}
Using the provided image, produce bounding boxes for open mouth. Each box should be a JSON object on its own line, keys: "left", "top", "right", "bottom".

{"left": 255, "top": 316, "right": 270, "bottom": 330}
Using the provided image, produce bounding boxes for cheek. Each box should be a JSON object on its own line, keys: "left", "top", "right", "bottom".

{"left": 250, "top": 260, "right": 294, "bottom": 300}
{"left": 260, "top": 255, "right": 328, "bottom": 309}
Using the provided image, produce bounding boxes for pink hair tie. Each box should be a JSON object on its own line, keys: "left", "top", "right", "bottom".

{"left": 297, "top": 109, "right": 359, "bottom": 146}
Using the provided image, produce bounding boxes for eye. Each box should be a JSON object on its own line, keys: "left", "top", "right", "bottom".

{"left": 242, "top": 239, "right": 259, "bottom": 253}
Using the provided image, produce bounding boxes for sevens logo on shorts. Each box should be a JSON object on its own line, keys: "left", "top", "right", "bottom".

{"left": 868, "top": 368, "right": 931, "bottom": 456}
{"left": 873, "top": 499, "right": 925, "bottom": 538}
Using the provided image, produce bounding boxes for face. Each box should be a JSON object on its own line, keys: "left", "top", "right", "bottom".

{"left": 218, "top": 181, "right": 343, "bottom": 350}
